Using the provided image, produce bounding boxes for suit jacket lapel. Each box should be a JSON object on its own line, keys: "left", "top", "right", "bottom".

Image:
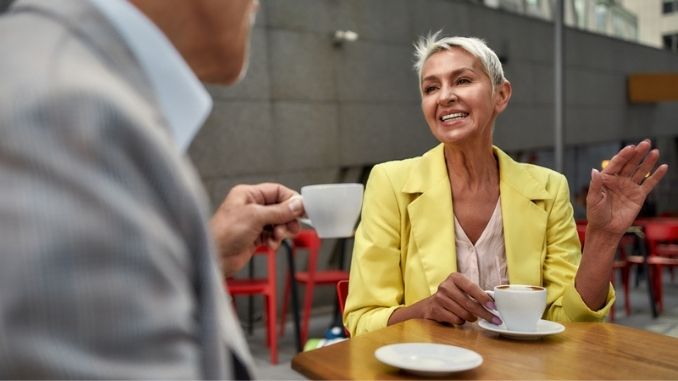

{"left": 495, "top": 147, "right": 550, "bottom": 286}
{"left": 403, "top": 144, "right": 457, "bottom": 295}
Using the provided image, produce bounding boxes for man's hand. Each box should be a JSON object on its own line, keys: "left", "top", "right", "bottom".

{"left": 209, "top": 183, "right": 304, "bottom": 276}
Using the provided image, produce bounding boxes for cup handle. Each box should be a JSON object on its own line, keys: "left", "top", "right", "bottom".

{"left": 298, "top": 217, "right": 313, "bottom": 227}
{"left": 483, "top": 290, "right": 502, "bottom": 322}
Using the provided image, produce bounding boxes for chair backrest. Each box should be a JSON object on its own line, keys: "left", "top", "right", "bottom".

{"left": 643, "top": 222, "right": 678, "bottom": 255}
{"left": 336, "top": 279, "right": 349, "bottom": 315}
{"left": 293, "top": 229, "right": 321, "bottom": 250}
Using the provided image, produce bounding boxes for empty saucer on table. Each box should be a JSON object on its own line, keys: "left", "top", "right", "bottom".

{"left": 374, "top": 343, "right": 482, "bottom": 377}
{"left": 478, "top": 319, "right": 565, "bottom": 340}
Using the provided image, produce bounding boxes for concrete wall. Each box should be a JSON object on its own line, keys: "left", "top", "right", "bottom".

{"left": 190, "top": 0, "right": 678, "bottom": 207}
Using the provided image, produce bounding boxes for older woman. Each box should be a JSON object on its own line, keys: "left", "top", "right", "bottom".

{"left": 343, "top": 33, "right": 668, "bottom": 336}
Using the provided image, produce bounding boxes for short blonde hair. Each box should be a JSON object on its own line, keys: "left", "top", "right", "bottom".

{"left": 413, "top": 31, "right": 506, "bottom": 89}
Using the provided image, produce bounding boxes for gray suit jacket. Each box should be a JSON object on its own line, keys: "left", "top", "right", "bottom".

{"left": 0, "top": 0, "right": 246, "bottom": 378}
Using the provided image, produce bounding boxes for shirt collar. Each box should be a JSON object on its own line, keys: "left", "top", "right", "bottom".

{"left": 88, "top": 0, "right": 212, "bottom": 152}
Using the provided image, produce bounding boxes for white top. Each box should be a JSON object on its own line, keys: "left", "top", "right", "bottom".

{"left": 88, "top": 0, "right": 212, "bottom": 152}
{"left": 455, "top": 200, "right": 509, "bottom": 291}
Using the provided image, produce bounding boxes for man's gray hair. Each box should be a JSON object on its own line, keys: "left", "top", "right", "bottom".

{"left": 413, "top": 32, "right": 506, "bottom": 89}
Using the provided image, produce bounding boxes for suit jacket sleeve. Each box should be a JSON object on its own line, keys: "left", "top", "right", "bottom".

{"left": 0, "top": 85, "right": 216, "bottom": 378}
{"left": 344, "top": 164, "right": 404, "bottom": 337}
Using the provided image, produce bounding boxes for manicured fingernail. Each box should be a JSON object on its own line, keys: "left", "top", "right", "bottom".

{"left": 288, "top": 195, "right": 303, "bottom": 213}
{"left": 492, "top": 316, "right": 502, "bottom": 325}
{"left": 485, "top": 301, "right": 496, "bottom": 310}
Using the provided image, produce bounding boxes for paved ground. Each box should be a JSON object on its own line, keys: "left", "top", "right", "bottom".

{"left": 244, "top": 272, "right": 678, "bottom": 380}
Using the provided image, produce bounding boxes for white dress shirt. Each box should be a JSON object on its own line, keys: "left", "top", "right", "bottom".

{"left": 88, "top": 0, "right": 212, "bottom": 152}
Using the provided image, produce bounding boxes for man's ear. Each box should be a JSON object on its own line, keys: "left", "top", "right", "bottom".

{"left": 494, "top": 80, "right": 512, "bottom": 113}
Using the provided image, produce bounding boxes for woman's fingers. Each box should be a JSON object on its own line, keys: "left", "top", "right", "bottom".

{"left": 601, "top": 144, "right": 635, "bottom": 175}
{"left": 631, "top": 149, "right": 659, "bottom": 184}
{"left": 434, "top": 274, "right": 499, "bottom": 324}
{"left": 641, "top": 163, "right": 669, "bottom": 194}
{"left": 619, "top": 140, "right": 651, "bottom": 177}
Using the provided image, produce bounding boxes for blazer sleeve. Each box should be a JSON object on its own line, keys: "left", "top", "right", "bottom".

{"left": 344, "top": 164, "right": 404, "bottom": 336}
{"left": 542, "top": 173, "right": 615, "bottom": 322}
{"left": 0, "top": 87, "right": 214, "bottom": 378}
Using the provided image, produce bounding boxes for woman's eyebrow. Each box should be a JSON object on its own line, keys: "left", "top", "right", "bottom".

{"left": 421, "top": 67, "right": 476, "bottom": 83}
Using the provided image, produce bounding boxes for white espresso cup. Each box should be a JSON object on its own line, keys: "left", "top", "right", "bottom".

{"left": 300, "top": 183, "right": 364, "bottom": 238}
{"left": 485, "top": 284, "right": 547, "bottom": 332}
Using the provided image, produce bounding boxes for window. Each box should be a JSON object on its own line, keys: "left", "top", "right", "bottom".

{"left": 573, "top": 0, "right": 588, "bottom": 28}
{"left": 663, "top": 33, "right": 678, "bottom": 52}
{"left": 664, "top": 0, "right": 678, "bottom": 14}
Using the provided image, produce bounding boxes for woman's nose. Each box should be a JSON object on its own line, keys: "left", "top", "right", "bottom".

{"left": 438, "top": 87, "right": 457, "bottom": 105}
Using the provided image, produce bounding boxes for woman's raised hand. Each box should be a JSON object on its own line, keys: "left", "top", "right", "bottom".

{"left": 586, "top": 139, "right": 668, "bottom": 237}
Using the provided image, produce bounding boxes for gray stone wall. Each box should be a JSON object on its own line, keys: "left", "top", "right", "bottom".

{"left": 190, "top": 0, "right": 678, "bottom": 210}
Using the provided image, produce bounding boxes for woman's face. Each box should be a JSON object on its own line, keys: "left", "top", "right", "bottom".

{"left": 420, "top": 47, "right": 510, "bottom": 147}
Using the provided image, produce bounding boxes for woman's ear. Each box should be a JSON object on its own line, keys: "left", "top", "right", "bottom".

{"left": 494, "top": 80, "right": 512, "bottom": 113}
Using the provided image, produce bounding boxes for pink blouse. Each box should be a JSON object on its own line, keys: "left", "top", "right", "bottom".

{"left": 454, "top": 200, "right": 509, "bottom": 290}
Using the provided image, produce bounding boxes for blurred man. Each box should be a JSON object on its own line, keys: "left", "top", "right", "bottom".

{"left": 0, "top": 0, "right": 302, "bottom": 378}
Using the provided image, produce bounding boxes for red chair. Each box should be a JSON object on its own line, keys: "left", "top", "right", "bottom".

{"left": 225, "top": 245, "right": 279, "bottom": 364}
{"left": 630, "top": 221, "right": 678, "bottom": 314}
{"left": 336, "top": 279, "right": 350, "bottom": 338}
{"left": 336, "top": 279, "right": 349, "bottom": 315}
{"left": 576, "top": 221, "right": 631, "bottom": 320}
{"left": 279, "top": 229, "right": 349, "bottom": 344}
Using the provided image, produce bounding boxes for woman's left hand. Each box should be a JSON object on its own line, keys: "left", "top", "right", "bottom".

{"left": 586, "top": 139, "right": 668, "bottom": 236}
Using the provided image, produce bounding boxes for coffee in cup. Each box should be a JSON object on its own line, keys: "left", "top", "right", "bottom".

{"left": 300, "top": 183, "right": 363, "bottom": 238}
{"left": 486, "top": 284, "right": 546, "bottom": 332}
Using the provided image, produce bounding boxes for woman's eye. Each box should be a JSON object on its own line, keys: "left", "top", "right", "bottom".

{"left": 457, "top": 77, "right": 471, "bottom": 85}
{"left": 423, "top": 86, "right": 438, "bottom": 94}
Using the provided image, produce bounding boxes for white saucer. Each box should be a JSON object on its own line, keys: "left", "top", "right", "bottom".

{"left": 478, "top": 319, "right": 565, "bottom": 340}
{"left": 374, "top": 343, "right": 482, "bottom": 376}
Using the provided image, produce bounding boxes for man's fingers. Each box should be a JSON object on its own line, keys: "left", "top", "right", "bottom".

{"left": 252, "top": 183, "right": 300, "bottom": 205}
{"left": 254, "top": 195, "right": 304, "bottom": 227}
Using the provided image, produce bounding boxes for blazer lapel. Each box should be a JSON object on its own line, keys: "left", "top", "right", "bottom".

{"left": 495, "top": 147, "right": 550, "bottom": 286}
{"left": 403, "top": 144, "right": 457, "bottom": 295}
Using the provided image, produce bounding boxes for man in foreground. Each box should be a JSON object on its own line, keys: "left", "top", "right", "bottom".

{"left": 0, "top": 0, "right": 300, "bottom": 378}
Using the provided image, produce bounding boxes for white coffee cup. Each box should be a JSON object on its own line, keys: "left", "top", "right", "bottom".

{"left": 485, "top": 284, "right": 546, "bottom": 332}
{"left": 300, "top": 183, "right": 363, "bottom": 238}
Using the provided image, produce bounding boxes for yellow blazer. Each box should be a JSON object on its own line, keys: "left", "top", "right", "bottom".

{"left": 344, "top": 144, "right": 614, "bottom": 336}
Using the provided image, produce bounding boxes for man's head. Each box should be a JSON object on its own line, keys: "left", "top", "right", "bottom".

{"left": 130, "top": 0, "right": 258, "bottom": 84}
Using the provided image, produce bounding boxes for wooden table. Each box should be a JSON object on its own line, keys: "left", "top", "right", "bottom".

{"left": 292, "top": 319, "right": 678, "bottom": 379}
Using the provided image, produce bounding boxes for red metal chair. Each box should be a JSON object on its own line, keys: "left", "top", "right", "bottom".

{"left": 225, "top": 245, "right": 279, "bottom": 364}
{"left": 279, "top": 229, "right": 349, "bottom": 344}
{"left": 576, "top": 221, "right": 631, "bottom": 320}
{"left": 629, "top": 221, "right": 678, "bottom": 314}
{"left": 336, "top": 279, "right": 350, "bottom": 337}
{"left": 336, "top": 279, "right": 349, "bottom": 315}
